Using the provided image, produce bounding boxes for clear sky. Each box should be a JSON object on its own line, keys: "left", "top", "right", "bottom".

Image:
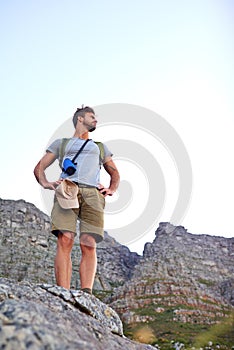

{"left": 0, "top": 0, "right": 233, "bottom": 253}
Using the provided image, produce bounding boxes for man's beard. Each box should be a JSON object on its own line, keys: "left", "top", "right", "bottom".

{"left": 88, "top": 126, "right": 96, "bottom": 132}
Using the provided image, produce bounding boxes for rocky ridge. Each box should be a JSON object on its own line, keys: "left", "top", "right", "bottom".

{"left": 1, "top": 198, "right": 234, "bottom": 347}
{"left": 106, "top": 223, "right": 234, "bottom": 325}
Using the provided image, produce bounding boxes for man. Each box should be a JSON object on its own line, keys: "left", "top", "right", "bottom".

{"left": 34, "top": 106, "right": 120, "bottom": 294}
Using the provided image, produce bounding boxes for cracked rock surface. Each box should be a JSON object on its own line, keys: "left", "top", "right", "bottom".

{"left": 0, "top": 278, "right": 155, "bottom": 350}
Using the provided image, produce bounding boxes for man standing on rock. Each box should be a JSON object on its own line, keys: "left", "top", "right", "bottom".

{"left": 34, "top": 106, "right": 120, "bottom": 294}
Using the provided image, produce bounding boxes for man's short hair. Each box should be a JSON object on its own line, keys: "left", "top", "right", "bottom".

{"left": 72, "top": 106, "right": 95, "bottom": 128}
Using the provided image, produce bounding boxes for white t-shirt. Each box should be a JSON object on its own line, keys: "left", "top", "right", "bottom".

{"left": 47, "top": 138, "right": 112, "bottom": 187}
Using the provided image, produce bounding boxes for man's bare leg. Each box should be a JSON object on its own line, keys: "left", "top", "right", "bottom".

{"left": 79, "top": 233, "right": 97, "bottom": 292}
{"left": 54, "top": 231, "right": 74, "bottom": 289}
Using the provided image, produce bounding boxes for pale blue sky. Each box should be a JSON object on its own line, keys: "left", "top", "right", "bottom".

{"left": 0, "top": 0, "right": 233, "bottom": 252}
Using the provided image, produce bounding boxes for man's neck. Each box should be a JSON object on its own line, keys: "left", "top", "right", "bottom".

{"left": 73, "top": 131, "right": 89, "bottom": 139}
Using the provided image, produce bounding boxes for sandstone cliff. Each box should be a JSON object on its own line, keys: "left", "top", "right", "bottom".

{"left": 106, "top": 222, "right": 234, "bottom": 323}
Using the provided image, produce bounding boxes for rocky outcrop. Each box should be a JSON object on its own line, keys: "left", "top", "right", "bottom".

{"left": 0, "top": 199, "right": 55, "bottom": 284}
{"left": 96, "top": 232, "right": 141, "bottom": 290}
{"left": 0, "top": 278, "right": 155, "bottom": 349}
{"left": 105, "top": 222, "right": 234, "bottom": 326}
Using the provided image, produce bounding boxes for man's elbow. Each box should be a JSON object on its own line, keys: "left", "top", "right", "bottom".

{"left": 33, "top": 161, "right": 41, "bottom": 183}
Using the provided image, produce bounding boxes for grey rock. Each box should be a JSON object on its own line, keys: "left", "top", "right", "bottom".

{"left": 0, "top": 278, "right": 155, "bottom": 350}
{"left": 40, "top": 284, "right": 123, "bottom": 335}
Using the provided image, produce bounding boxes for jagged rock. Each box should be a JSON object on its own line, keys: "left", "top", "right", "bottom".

{"left": 40, "top": 283, "right": 123, "bottom": 335}
{"left": 219, "top": 278, "right": 234, "bottom": 305}
{"left": 106, "top": 222, "right": 234, "bottom": 326}
{"left": 96, "top": 232, "right": 141, "bottom": 289}
{"left": 0, "top": 199, "right": 56, "bottom": 286}
{"left": 0, "top": 278, "right": 155, "bottom": 350}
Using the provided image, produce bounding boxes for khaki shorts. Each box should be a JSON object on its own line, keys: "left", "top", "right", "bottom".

{"left": 51, "top": 187, "right": 105, "bottom": 243}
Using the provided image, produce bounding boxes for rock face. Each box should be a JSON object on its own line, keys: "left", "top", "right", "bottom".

{"left": 0, "top": 278, "right": 154, "bottom": 350}
{"left": 95, "top": 232, "right": 141, "bottom": 290}
{"left": 106, "top": 222, "right": 234, "bottom": 325}
{"left": 0, "top": 199, "right": 54, "bottom": 284}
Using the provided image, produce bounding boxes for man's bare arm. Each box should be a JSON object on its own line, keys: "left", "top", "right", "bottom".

{"left": 101, "top": 159, "right": 120, "bottom": 196}
{"left": 34, "top": 152, "right": 61, "bottom": 190}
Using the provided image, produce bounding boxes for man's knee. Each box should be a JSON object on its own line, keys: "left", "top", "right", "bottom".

{"left": 57, "top": 231, "right": 74, "bottom": 250}
{"left": 80, "top": 233, "right": 96, "bottom": 250}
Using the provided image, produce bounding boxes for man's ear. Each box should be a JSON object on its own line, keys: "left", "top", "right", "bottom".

{"left": 77, "top": 115, "right": 84, "bottom": 123}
